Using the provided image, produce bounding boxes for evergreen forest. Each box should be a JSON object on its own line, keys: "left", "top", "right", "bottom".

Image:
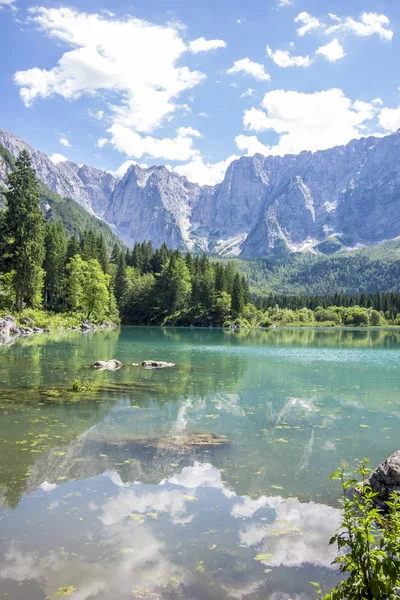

{"left": 1, "top": 150, "right": 400, "bottom": 330}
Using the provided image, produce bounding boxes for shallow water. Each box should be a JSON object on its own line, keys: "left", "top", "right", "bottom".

{"left": 0, "top": 327, "right": 399, "bottom": 599}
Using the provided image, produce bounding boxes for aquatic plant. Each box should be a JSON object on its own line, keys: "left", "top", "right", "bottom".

{"left": 72, "top": 379, "right": 93, "bottom": 393}
{"left": 313, "top": 459, "right": 400, "bottom": 599}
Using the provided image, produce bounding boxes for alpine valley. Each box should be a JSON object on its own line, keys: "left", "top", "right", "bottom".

{"left": 1, "top": 127, "right": 400, "bottom": 258}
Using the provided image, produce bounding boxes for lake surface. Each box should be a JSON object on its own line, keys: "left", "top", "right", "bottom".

{"left": 0, "top": 327, "right": 399, "bottom": 600}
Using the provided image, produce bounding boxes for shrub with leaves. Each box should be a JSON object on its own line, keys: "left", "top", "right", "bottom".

{"left": 313, "top": 459, "right": 400, "bottom": 599}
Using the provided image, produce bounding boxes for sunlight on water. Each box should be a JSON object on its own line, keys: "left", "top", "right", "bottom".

{"left": 0, "top": 327, "right": 399, "bottom": 599}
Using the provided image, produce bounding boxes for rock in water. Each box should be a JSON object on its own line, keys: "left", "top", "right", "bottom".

{"left": 364, "top": 450, "right": 400, "bottom": 509}
{"left": 93, "top": 360, "right": 123, "bottom": 370}
{"left": 141, "top": 360, "right": 176, "bottom": 369}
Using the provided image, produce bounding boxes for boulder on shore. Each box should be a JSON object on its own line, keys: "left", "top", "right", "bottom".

{"left": 363, "top": 450, "right": 400, "bottom": 509}
{"left": 93, "top": 359, "right": 123, "bottom": 371}
{"left": 141, "top": 360, "right": 176, "bottom": 369}
{"left": 0, "top": 316, "right": 16, "bottom": 343}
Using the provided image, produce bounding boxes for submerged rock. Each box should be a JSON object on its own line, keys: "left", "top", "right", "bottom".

{"left": 96, "top": 430, "right": 229, "bottom": 451}
{"left": 93, "top": 359, "right": 123, "bottom": 370}
{"left": 364, "top": 450, "right": 400, "bottom": 509}
{"left": 141, "top": 360, "right": 176, "bottom": 369}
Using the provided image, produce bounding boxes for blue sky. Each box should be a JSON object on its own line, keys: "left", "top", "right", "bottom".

{"left": 0, "top": 0, "right": 399, "bottom": 184}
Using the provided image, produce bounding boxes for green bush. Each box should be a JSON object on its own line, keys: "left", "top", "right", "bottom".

{"left": 314, "top": 460, "right": 400, "bottom": 599}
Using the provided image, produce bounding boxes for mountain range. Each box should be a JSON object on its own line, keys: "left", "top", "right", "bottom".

{"left": 1, "top": 127, "right": 400, "bottom": 257}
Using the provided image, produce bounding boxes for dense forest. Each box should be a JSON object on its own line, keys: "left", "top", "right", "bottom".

{"left": 1, "top": 150, "right": 400, "bottom": 329}
{"left": 238, "top": 243, "right": 400, "bottom": 295}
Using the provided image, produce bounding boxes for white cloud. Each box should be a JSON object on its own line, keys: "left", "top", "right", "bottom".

{"left": 316, "top": 39, "right": 345, "bottom": 62}
{"left": 227, "top": 58, "right": 270, "bottom": 82}
{"left": 372, "top": 98, "right": 383, "bottom": 106}
{"left": 88, "top": 108, "right": 104, "bottom": 120}
{"left": 238, "top": 88, "right": 379, "bottom": 157}
{"left": 198, "top": 111, "right": 210, "bottom": 117}
{"left": 240, "top": 88, "right": 254, "bottom": 98}
{"left": 278, "top": 0, "right": 293, "bottom": 7}
{"left": 173, "top": 154, "right": 238, "bottom": 185}
{"left": 50, "top": 153, "right": 68, "bottom": 164}
{"left": 267, "top": 46, "right": 311, "bottom": 68}
{"left": 0, "top": 0, "right": 15, "bottom": 8}
{"left": 96, "top": 137, "right": 108, "bottom": 148}
{"left": 235, "top": 134, "right": 271, "bottom": 156}
{"left": 14, "top": 6, "right": 206, "bottom": 158}
{"left": 294, "top": 12, "right": 322, "bottom": 36}
{"left": 326, "top": 12, "right": 393, "bottom": 41}
{"left": 110, "top": 160, "right": 149, "bottom": 178}
{"left": 379, "top": 106, "right": 400, "bottom": 131}
{"left": 106, "top": 124, "right": 201, "bottom": 161}
{"left": 189, "top": 37, "right": 227, "bottom": 53}
{"left": 59, "top": 136, "right": 71, "bottom": 148}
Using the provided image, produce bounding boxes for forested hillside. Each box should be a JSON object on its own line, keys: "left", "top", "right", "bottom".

{"left": 238, "top": 241, "right": 400, "bottom": 295}
{"left": 0, "top": 144, "right": 121, "bottom": 250}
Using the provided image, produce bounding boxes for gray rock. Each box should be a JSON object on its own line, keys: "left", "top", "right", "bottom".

{"left": 0, "top": 316, "right": 16, "bottom": 343}
{"left": 93, "top": 359, "right": 123, "bottom": 370}
{"left": 363, "top": 450, "right": 400, "bottom": 509}
{"left": 21, "top": 316, "right": 33, "bottom": 325}
{"left": 33, "top": 327, "right": 43, "bottom": 334}
{"left": 80, "top": 320, "right": 91, "bottom": 331}
{"left": 141, "top": 360, "right": 176, "bottom": 369}
{"left": 131, "top": 363, "right": 139, "bottom": 366}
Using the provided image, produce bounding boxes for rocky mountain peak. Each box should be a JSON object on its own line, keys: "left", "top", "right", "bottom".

{"left": 1, "top": 126, "right": 400, "bottom": 256}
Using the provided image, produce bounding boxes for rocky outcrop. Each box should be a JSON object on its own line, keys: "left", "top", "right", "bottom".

{"left": 0, "top": 315, "right": 17, "bottom": 344}
{"left": 93, "top": 359, "right": 123, "bottom": 370}
{"left": 3, "top": 127, "right": 400, "bottom": 256}
{"left": 0, "top": 128, "right": 115, "bottom": 215}
{"left": 363, "top": 450, "right": 400, "bottom": 509}
{"left": 141, "top": 360, "right": 176, "bottom": 369}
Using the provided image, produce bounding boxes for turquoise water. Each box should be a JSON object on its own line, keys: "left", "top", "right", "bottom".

{"left": 0, "top": 327, "right": 399, "bottom": 599}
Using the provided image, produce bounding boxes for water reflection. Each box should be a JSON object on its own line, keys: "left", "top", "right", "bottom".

{"left": 0, "top": 462, "right": 340, "bottom": 600}
{"left": 0, "top": 327, "right": 399, "bottom": 599}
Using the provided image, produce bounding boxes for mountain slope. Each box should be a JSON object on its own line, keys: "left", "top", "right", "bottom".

{"left": 0, "top": 145, "right": 122, "bottom": 249}
{"left": 1, "top": 127, "right": 400, "bottom": 256}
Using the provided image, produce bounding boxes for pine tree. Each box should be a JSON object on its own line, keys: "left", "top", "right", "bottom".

{"left": 231, "top": 273, "right": 244, "bottom": 316}
{"left": 66, "top": 234, "right": 80, "bottom": 263}
{"left": 115, "top": 251, "right": 128, "bottom": 304}
{"left": 43, "top": 221, "right": 67, "bottom": 306}
{"left": 4, "top": 150, "right": 45, "bottom": 310}
{"left": 96, "top": 234, "right": 109, "bottom": 273}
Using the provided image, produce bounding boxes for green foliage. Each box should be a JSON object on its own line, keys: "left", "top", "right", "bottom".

{"left": 3, "top": 150, "right": 45, "bottom": 310}
{"left": 72, "top": 379, "right": 93, "bottom": 393}
{"left": 238, "top": 242, "right": 400, "bottom": 296}
{"left": 315, "top": 460, "right": 400, "bottom": 600}
{"left": 66, "top": 255, "right": 113, "bottom": 320}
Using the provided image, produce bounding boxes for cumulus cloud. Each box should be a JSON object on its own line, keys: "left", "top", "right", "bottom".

{"left": 227, "top": 58, "right": 270, "bottom": 82}
{"left": 316, "top": 39, "right": 345, "bottom": 62}
{"left": 14, "top": 7, "right": 206, "bottom": 161}
{"left": 50, "top": 153, "right": 68, "bottom": 164}
{"left": 379, "top": 106, "right": 400, "bottom": 132}
{"left": 326, "top": 12, "right": 393, "bottom": 41}
{"left": 267, "top": 46, "right": 311, "bottom": 68}
{"left": 189, "top": 37, "right": 227, "bottom": 53}
{"left": 295, "top": 11, "right": 393, "bottom": 42}
{"left": 0, "top": 0, "right": 15, "bottom": 8}
{"left": 59, "top": 136, "right": 71, "bottom": 148}
{"left": 110, "top": 160, "right": 149, "bottom": 179}
{"left": 105, "top": 124, "right": 202, "bottom": 161}
{"left": 294, "top": 12, "right": 322, "bottom": 36}
{"left": 277, "top": 0, "right": 293, "bottom": 7}
{"left": 173, "top": 154, "right": 238, "bottom": 185}
{"left": 238, "top": 88, "right": 379, "bottom": 157}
